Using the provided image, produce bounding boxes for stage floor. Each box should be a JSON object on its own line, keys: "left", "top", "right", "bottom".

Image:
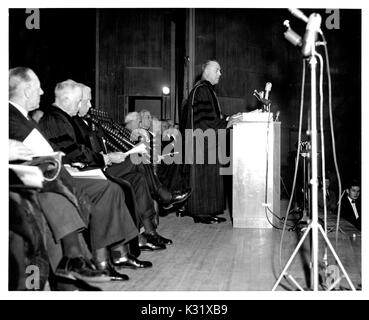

{"left": 95, "top": 200, "right": 361, "bottom": 292}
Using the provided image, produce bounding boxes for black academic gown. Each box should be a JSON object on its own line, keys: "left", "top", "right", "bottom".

{"left": 180, "top": 80, "right": 228, "bottom": 217}
{"left": 10, "top": 103, "right": 138, "bottom": 250}
{"left": 39, "top": 106, "right": 155, "bottom": 226}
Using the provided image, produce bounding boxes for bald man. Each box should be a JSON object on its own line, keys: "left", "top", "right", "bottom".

{"left": 180, "top": 60, "right": 241, "bottom": 224}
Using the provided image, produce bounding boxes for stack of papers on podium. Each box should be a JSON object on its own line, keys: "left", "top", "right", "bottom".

{"left": 241, "top": 112, "right": 273, "bottom": 122}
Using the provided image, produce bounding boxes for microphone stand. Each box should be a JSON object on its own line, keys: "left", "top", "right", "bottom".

{"left": 273, "top": 16, "right": 355, "bottom": 291}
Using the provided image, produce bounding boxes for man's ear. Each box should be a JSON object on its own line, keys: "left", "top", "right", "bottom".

{"left": 346, "top": 189, "right": 349, "bottom": 194}
{"left": 23, "top": 84, "right": 32, "bottom": 99}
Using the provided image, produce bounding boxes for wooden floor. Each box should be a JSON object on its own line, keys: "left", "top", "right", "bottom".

{"left": 94, "top": 200, "right": 361, "bottom": 292}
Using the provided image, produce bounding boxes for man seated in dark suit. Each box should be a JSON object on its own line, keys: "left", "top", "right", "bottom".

{"left": 338, "top": 180, "right": 361, "bottom": 231}
{"left": 38, "top": 80, "right": 183, "bottom": 251}
{"left": 127, "top": 110, "right": 191, "bottom": 208}
{"left": 9, "top": 67, "right": 152, "bottom": 284}
{"left": 134, "top": 110, "right": 190, "bottom": 216}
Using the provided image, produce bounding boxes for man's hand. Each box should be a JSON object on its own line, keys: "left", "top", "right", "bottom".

{"left": 226, "top": 113, "right": 242, "bottom": 128}
{"left": 230, "top": 112, "right": 242, "bottom": 121}
{"left": 102, "top": 153, "right": 112, "bottom": 166}
{"left": 107, "top": 152, "right": 127, "bottom": 164}
{"left": 9, "top": 139, "right": 34, "bottom": 161}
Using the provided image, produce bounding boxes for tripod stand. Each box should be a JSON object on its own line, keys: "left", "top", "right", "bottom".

{"left": 289, "top": 141, "right": 311, "bottom": 226}
{"left": 272, "top": 14, "right": 355, "bottom": 291}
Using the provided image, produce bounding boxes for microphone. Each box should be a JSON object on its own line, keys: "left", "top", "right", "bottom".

{"left": 283, "top": 20, "right": 302, "bottom": 47}
{"left": 288, "top": 8, "right": 309, "bottom": 23}
{"left": 264, "top": 82, "right": 272, "bottom": 100}
{"left": 301, "top": 13, "right": 322, "bottom": 57}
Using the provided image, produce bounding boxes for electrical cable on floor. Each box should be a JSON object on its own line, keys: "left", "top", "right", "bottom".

{"left": 265, "top": 207, "right": 296, "bottom": 229}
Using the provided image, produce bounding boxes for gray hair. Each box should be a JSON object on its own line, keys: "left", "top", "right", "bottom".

{"left": 54, "top": 79, "right": 80, "bottom": 99}
{"left": 125, "top": 111, "right": 140, "bottom": 124}
{"left": 9, "top": 67, "right": 33, "bottom": 99}
{"left": 139, "top": 109, "right": 151, "bottom": 117}
{"left": 201, "top": 60, "right": 220, "bottom": 73}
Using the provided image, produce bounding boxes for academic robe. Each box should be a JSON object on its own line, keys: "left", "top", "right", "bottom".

{"left": 180, "top": 80, "right": 228, "bottom": 217}
{"left": 10, "top": 103, "right": 138, "bottom": 250}
{"left": 73, "top": 115, "right": 158, "bottom": 223}
{"left": 39, "top": 106, "right": 155, "bottom": 226}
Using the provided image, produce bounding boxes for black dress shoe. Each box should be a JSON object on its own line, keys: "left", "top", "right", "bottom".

{"left": 170, "top": 189, "right": 192, "bottom": 206}
{"left": 162, "top": 189, "right": 192, "bottom": 210}
{"left": 111, "top": 253, "right": 153, "bottom": 269}
{"left": 212, "top": 216, "right": 227, "bottom": 223}
{"left": 94, "top": 260, "right": 129, "bottom": 281}
{"left": 193, "top": 216, "right": 225, "bottom": 224}
{"left": 151, "top": 232, "right": 173, "bottom": 245}
{"left": 140, "top": 233, "right": 166, "bottom": 251}
{"left": 193, "top": 216, "right": 216, "bottom": 224}
{"left": 55, "top": 256, "right": 108, "bottom": 282}
{"left": 159, "top": 204, "right": 176, "bottom": 216}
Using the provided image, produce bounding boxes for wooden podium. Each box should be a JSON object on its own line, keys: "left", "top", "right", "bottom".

{"left": 232, "top": 113, "right": 280, "bottom": 228}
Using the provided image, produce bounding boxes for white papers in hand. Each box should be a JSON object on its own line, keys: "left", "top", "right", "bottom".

{"left": 23, "top": 129, "right": 54, "bottom": 155}
{"left": 64, "top": 165, "right": 107, "bottom": 180}
{"left": 9, "top": 164, "right": 44, "bottom": 188}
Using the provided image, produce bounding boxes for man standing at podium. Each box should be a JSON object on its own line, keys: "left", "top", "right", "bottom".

{"left": 180, "top": 60, "right": 241, "bottom": 224}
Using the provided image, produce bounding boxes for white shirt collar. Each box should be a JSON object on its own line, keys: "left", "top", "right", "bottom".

{"left": 9, "top": 101, "right": 28, "bottom": 119}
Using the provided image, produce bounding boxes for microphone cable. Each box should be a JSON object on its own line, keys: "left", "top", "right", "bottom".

{"left": 262, "top": 93, "right": 295, "bottom": 230}
{"left": 278, "top": 58, "right": 307, "bottom": 279}
{"left": 321, "top": 32, "right": 343, "bottom": 247}
{"left": 317, "top": 52, "right": 328, "bottom": 234}
{"left": 317, "top": 51, "right": 330, "bottom": 267}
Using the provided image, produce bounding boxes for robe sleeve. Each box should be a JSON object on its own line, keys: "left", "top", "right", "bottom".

{"left": 191, "top": 85, "right": 228, "bottom": 130}
{"left": 39, "top": 112, "right": 105, "bottom": 167}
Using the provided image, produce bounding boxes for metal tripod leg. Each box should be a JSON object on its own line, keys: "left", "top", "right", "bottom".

{"left": 317, "top": 224, "right": 356, "bottom": 290}
{"left": 272, "top": 224, "right": 312, "bottom": 291}
{"left": 272, "top": 222, "right": 356, "bottom": 291}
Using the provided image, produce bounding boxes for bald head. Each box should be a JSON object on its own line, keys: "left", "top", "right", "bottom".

{"left": 54, "top": 79, "right": 82, "bottom": 116}
{"left": 9, "top": 67, "right": 44, "bottom": 112}
{"left": 202, "top": 60, "right": 221, "bottom": 85}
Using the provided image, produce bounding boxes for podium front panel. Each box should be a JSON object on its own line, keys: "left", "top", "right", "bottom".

{"left": 232, "top": 121, "right": 280, "bottom": 228}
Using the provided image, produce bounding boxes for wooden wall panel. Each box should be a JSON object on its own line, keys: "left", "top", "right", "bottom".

{"left": 96, "top": 8, "right": 360, "bottom": 183}
{"left": 195, "top": 9, "right": 277, "bottom": 108}
{"left": 194, "top": 9, "right": 302, "bottom": 167}
{"left": 98, "top": 9, "right": 171, "bottom": 122}
{"left": 124, "top": 67, "right": 167, "bottom": 96}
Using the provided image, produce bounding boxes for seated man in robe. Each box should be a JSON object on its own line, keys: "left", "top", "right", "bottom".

{"left": 9, "top": 67, "right": 152, "bottom": 285}
{"left": 39, "top": 80, "right": 181, "bottom": 251}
